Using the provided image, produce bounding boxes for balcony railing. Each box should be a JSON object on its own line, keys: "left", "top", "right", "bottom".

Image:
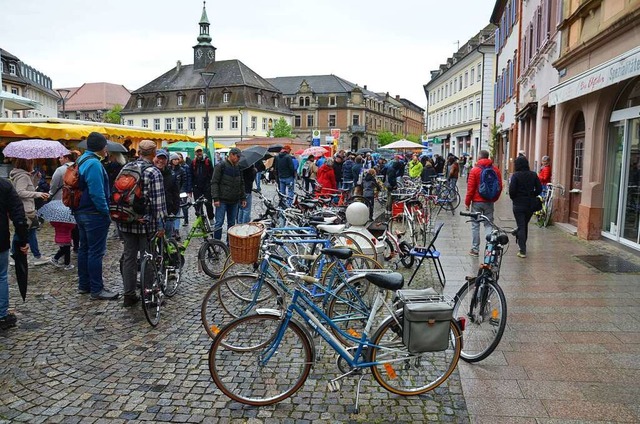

{"left": 349, "top": 125, "right": 366, "bottom": 133}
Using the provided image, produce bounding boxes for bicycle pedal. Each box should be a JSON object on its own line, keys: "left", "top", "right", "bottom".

{"left": 328, "top": 380, "right": 341, "bottom": 392}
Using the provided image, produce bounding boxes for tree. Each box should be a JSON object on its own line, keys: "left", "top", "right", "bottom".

{"left": 103, "top": 104, "right": 123, "bottom": 124}
{"left": 489, "top": 124, "right": 501, "bottom": 159}
{"left": 405, "top": 134, "right": 420, "bottom": 143}
{"left": 271, "top": 117, "right": 293, "bottom": 138}
{"left": 378, "top": 131, "right": 396, "bottom": 146}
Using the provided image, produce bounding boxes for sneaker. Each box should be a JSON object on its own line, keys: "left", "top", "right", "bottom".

{"left": 510, "top": 229, "right": 518, "bottom": 237}
{"left": 90, "top": 289, "right": 120, "bottom": 301}
{"left": 78, "top": 288, "right": 90, "bottom": 295}
{"left": 182, "top": 222, "right": 188, "bottom": 227}
{"left": 517, "top": 251, "right": 527, "bottom": 258}
{"left": 9, "top": 260, "right": 14, "bottom": 266}
{"left": 469, "top": 250, "right": 479, "bottom": 257}
{"left": 123, "top": 294, "right": 140, "bottom": 307}
{"left": 50, "top": 257, "right": 63, "bottom": 268}
{"left": 0, "top": 313, "right": 17, "bottom": 330}
{"left": 63, "top": 264, "right": 75, "bottom": 271}
{"left": 31, "top": 256, "right": 51, "bottom": 266}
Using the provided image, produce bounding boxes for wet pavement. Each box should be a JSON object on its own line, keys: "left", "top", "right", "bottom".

{"left": 0, "top": 181, "right": 639, "bottom": 423}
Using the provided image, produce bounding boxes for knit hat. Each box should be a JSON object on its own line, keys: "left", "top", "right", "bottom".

{"left": 170, "top": 152, "right": 180, "bottom": 161}
{"left": 138, "top": 140, "right": 156, "bottom": 155}
{"left": 86, "top": 132, "right": 108, "bottom": 152}
{"left": 229, "top": 147, "right": 242, "bottom": 156}
{"left": 156, "top": 149, "right": 169, "bottom": 158}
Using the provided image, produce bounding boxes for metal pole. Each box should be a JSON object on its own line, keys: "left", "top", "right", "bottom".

{"left": 204, "top": 84, "right": 209, "bottom": 152}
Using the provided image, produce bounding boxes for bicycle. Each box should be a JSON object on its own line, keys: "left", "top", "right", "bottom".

{"left": 535, "top": 183, "right": 565, "bottom": 227}
{"left": 139, "top": 233, "right": 177, "bottom": 326}
{"left": 207, "top": 272, "right": 463, "bottom": 412}
{"left": 455, "top": 211, "right": 509, "bottom": 362}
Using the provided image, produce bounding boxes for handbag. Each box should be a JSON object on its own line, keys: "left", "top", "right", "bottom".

{"left": 530, "top": 196, "right": 543, "bottom": 212}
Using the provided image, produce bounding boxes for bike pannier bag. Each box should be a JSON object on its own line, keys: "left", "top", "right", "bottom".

{"left": 402, "top": 301, "right": 453, "bottom": 353}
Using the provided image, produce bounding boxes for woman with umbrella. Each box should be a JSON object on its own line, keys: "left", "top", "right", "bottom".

{"left": 49, "top": 151, "right": 80, "bottom": 251}
{"left": 9, "top": 159, "right": 50, "bottom": 266}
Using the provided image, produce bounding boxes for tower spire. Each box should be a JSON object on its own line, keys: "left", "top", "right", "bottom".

{"left": 193, "top": 1, "right": 216, "bottom": 70}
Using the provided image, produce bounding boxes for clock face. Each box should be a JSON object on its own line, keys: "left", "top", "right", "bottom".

{"left": 196, "top": 49, "right": 203, "bottom": 59}
{"left": 207, "top": 50, "right": 214, "bottom": 60}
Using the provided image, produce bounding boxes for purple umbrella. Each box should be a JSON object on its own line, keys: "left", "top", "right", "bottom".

{"left": 3, "top": 139, "right": 70, "bottom": 159}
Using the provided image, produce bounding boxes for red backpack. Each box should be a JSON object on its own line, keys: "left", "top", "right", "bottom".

{"left": 109, "top": 162, "right": 151, "bottom": 223}
{"left": 62, "top": 156, "right": 92, "bottom": 209}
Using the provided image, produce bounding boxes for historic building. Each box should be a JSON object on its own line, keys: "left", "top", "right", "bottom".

{"left": 267, "top": 75, "right": 405, "bottom": 151}
{"left": 547, "top": 0, "right": 640, "bottom": 249}
{"left": 395, "top": 96, "right": 425, "bottom": 139}
{"left": 121, "top": 3, "right": 291, "bottom": 145}
{"left": 55, "top": 82, "right": 131, "bottom": 122}
{"left": 0, "top": 48, "right": 57, "bottom": 118}
{"left": 424, "top": 25, "right": 496, "bottom": 159}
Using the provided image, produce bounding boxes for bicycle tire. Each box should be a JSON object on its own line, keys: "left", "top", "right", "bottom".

{"left": 369, "top": 312, "right": 462, "bottom": 395}
{"left": 325, "top": 276, "right": 378, "bottom": 345}
{"left": 543, "top": 200, "right": 553, "bottom": 227}
{"left": 208, "top": 314, "right": 313, "bottom": 406}
{"left": 140, "top": 256, "right": 161, "bottom": 327}
{"left": 201, "top": 274, "right": 281, "bottom": 340}
{"left": 399, "top": 241, "right": 414, "bottom": 269}
{"left": 161, "top": 238, "right": 182, "bottom": 297}
{"left": 342, "top": 230, "right": 378, "bottom": 262}
{"left": 452, "top": 277, "right": 507, "bottom": 362}
{"left": 383, "top": 237, "right": 395, "bottom": 261}
{"left": 198, "top": 239, "right": 230, "bottom": 279}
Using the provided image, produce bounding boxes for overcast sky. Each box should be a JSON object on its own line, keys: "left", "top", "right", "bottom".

{"left": 1, "top": 0, "right": 496, "bottom": 109}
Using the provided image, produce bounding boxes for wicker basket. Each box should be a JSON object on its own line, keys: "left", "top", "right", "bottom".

{"left": 228, "top": 222, "right": 265, "bottom": 264}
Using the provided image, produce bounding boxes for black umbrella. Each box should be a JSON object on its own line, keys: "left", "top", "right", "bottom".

{"left": 267, "top": 144, "right": 283, "bottom": 153}
{"left": 11, "top": 250, "right": 28, "bottom": 301}
{"left": 77, "top": 139, "right": 128, "bottom": 153}
{"left": 356, "top": 148, "right": 374, "bottom": 155}
{"left": 239, "top": 146, "right": 269, "bottom": 170}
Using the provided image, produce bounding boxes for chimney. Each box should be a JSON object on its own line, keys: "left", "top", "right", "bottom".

{"left": 176, "top": 60, "right": 182, "bottom": 73}
{"left": 363, "top": 85, "right": 367, "bottom": 90}
{"left": 395, "top": 95, "right": 400, "bottom": 100}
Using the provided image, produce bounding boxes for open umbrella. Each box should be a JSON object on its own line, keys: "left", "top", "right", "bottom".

{"left": 356, "top": 147, "right": 374, "bottom": 155}
{"left": 301, "top": 146, "right": 328, "bottom": 157}
{"left": 37, "top": 200, "right": 76, "bottom": 224}
{"left": 77, "top": 139, "right": 128, "bottom": 153}
{"left": 11, "top": 250, "right": 28, "bottom": 301}
{"left": 267, "top": 144, "right": 283, "bottom": 153}
{"left": 379, "top": 139, "right": 422, "bottom": 150}
{"left": 238, "top": 146, "right": 269, "bottom": 170}
{"left": 3, "top": 139, "right": 70, "bottom": 159}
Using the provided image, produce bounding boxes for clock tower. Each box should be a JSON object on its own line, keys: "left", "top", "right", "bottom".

{"left": 193, "top": 1, "right": 216, "bottom": 71}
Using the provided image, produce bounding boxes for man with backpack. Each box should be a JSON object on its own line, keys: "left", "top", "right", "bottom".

{"left": 73, "top": 132, "right": 119, "bottom": 300}
{"left": 192, "top": 147, "right": 214, "bottom": 220}
{"left": 465, "top": 149, "right": 503, "bottom": 257}
{"left": 114, "top": 140, "right": 167, "bottom": 307}
{"left": 211, "top": 147, "right": 246, "bottom": 240}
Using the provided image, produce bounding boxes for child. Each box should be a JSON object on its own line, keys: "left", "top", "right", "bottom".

{"left": 50, "top": 221, "right": 76, "bottom": 270}
{"left": 362, "top": 168, "right": 382, "bottom": 221}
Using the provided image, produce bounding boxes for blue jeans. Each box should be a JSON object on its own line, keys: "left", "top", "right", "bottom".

{"left": 471, "top": 202, "right": 494, "bottom": 253}
{"left": 214, "top": 202, "right": 239, "bottom": 240}
{"left": 12, "top": 228, "right": 41, "bottom": 258}
{"left": 0, "top": 250, "right": 9, "bottom": 318}
{"left": 255, "top": 172, "right": 262, "bottom": 191}
{"left": 279, "top": 177, "right": 295, "bottom": 206}
{"left": 342, "top": 181, "right": 354, "bottom": 191}
{"left": 75, "top": 213, "right": 110, "bottom": 295}
{"left": 237, "top": 193, "right": 252, "bottom": 224}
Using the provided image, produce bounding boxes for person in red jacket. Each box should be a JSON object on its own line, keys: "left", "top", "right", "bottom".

{"left": 538, "top": 155, "right": 552, "bottom": 186}
{"left": 465, "top": 150, "right": 503, "bottom": 256}
{"left": 316, "top": 158, "right": 337, "bottom": 194}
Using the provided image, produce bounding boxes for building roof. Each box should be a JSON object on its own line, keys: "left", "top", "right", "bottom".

{"left": 60, "top": 82, "right": 131, "bottom": 111}
{"left": 397, "top": 97, "right": 425, "bottom": 113}
{"left": 267, "top": 74, "right": 379, "bottom": 98}
{"left": 132, "top": 59, "right": 280, "bottom": 94}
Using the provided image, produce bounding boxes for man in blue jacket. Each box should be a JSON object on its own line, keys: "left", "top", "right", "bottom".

{"left": 75, "top": 132, "right": 119, "bottom": 300}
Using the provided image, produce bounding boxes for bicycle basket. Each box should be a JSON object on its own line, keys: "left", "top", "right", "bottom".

{"left": 228, "top": 222, "right": 265, "bottom": 264}
{"left": 396, "top": 289, "right": 453, "bottom": 353}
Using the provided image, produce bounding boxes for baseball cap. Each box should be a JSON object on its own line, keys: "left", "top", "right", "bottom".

{"left": 156, "top": 149, "right": 169, "bottom": 158}
{"left": 229, "top": 147, "right": 242, "bottom": 156}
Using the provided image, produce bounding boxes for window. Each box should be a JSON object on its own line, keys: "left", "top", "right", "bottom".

{"left": 470, "top": 68, "right": 475, "bottom": 84}
{"left": 463, "top": 105, "right": 467, "bottom": 121}
{"left": 84, "top": 113, "right": 90, "bottom": 120}
{"left": 329, "top": 96, "right": 336, "bottom": 106}
{"left": 251, "top": 116, "right": 257, "bottom": 130}
{"left": 156, "top": 97, "right": 162, "bottom": 107}
{"left": 294, "top": 115, "right": 301, "bottom": 127}
{"left": 11, "top": 87, "right": 18, "bottom": 95}
{"left": 257, "top": 94, "right": 262, "bottom": 105}
{"left": 154, "top": 119, "right": 160, "bottom": 131}
{"left": 231, "top": 116, "right": 238, "bottom": 130}
{"left": 137, "top": 98, "right": 143, "bottom": 108}
{"left": 177, "top": 117, "right": 184, "bottom": 131}
{"left": 274, "top": 97, "right": 279, "bottom": 108}
{"left": 177, "top": 95, "right": 183, "bottom": 106}
{"left": 459, "top": 78, "right": 462, "bottom": 92}
{"left": 188, "top": 117, "right": 196, "bottom": 130}
{"left": 127, "top": 120, "right": 133, "bottom": 126}
{"left": 262, "top": 117, "right": 268, "bottom": 130}
{"left": 476, "top": 100, "right": 480, "bottom": 118}
{"left": 223, "top": 92, "right": 230, "bottom": 103}
{"left": 328, "top": 114, "right": 336, "bottom": 127}
{"left": 202, "top": 117, "right": 207, "bottom": 130}
{"left": 464, "top": 72, "right": 468, "bottom": 88}
{"left": 306, "top": 114, "right": 314, "bottom": 127}
{"left": 469, "top": 102, "right": 474, "bottom": 120}
{"left": 9, "top": 63, "right": 16, "bottom": 75}
{"left": 454, "top": 78, "right": 457, "bottom": 94}
{"left": 352, "top": 114, "right": 360, "bottom": 126}
{"left": 142, "top": 119, "right": 148, "bottom": 128}
{"left": 216, "top": 116, "right": 223, "bottom": 130}
{"left": 199, "top": 94, "right": 205, "bottom": 105}
{"left": 477, "top": 64, "right": 481, "bottom": 81}
{"left": 165, "top": 118, "right": 172, "bottom": 131}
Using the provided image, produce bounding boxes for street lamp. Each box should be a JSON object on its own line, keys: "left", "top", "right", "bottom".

{"left": 238, "top": 108, "right": 244, "bottom": 142}
{"left": 200, "top": 71, "right": 216, "bottom": 152}
{"left": 56, "top": 89, "right": 70, "bottom": 119}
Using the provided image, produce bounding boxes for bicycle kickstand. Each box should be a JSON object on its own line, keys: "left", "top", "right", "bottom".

{"left": 354, "top": 373, "right": 366, "bottom": 414}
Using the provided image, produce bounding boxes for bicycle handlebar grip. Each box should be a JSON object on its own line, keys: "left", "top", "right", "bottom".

{"left": 297, "top": 274, "right": 319, "bottom": 284}
{"left": 459, "top": 211, "right": 476, "bottom": 217}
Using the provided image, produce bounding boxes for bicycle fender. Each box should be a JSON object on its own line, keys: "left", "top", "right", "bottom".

{"left": 255, "top": 308, "right": 283, "bottom": 317}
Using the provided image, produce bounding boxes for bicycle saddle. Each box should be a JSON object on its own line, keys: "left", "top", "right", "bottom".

{"left": 365, "top": 272, "right": 404, "bottom": 291}
{"left": 320, "top": 248, "right": 353, "bottom": 260}
{"left": 316, "top": 224, "right": 346, "bottom": 234}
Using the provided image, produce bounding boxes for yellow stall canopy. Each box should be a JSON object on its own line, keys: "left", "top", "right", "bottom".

{"left": 0, "top": 119, "right": 202, "bottom": 143}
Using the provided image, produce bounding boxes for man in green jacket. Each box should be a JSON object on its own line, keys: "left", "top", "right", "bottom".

{"left": 211, "top": 148, "right": 246, "bottom": 240}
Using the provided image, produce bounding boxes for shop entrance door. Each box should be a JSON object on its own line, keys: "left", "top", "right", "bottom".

{"left": 569, "top": 117, "right": 585, "bottom": 226}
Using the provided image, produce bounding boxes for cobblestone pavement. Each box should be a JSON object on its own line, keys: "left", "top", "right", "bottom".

{"left": 0, "top": 183, "right": 470, "bottom": 423}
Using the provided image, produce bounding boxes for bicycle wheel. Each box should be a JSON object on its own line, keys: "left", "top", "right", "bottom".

{"left": 439, "top": 187, "right": 460, "bottom": 212}
{"left": 208, "top": 314, "right": 313, "bottom": 406}
{"left": 162, "top": 239, "right": 183, "bottom": 297}
{"left": 198, "top": 239, "right": 230, "bottom": 279}
{"left": 201, "top": 274, "right": 281, "bottom": 339}
{"left": 543, "top": 199, "right": 553, "bottom": 227}
{"left": 369, "top": 312, "right": 462, "bottom": 395}
{"left": 452, "top": 277, "right": 507, "bottom": 362}
{"left": 327, "top": 233, "right": 364, "bottom": 255}
{"left": 399, "top": 241, "right": 414, "bottom": 269}
{"left": 342, "top": 230, "right": 378, "bottom": 262}
{"left": 326, "top": 276, "right": 377, "bottom": 345}
{"left": 140, "top": 256, "right": 161, "bottom": 327}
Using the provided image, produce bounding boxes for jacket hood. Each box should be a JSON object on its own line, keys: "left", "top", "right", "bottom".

{"left": 514, "top": 156, "right": 530, "bottom": 172}
{"left": 476, "top": 157, "right": 494, "bottom": 167}
{"left": 9, "top": 168, "right": 31, "bottom": 179}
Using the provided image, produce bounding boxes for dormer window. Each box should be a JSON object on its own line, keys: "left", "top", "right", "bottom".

{"left": 329, "top": 96, "right": 337, "bottom": 106}
{"left": 156, "top": 97, "right": 162, "bottom": 107}
{"left": 223, "top": 92, "right": 230, "bottom": 103}
{"left": 257, "top": 93, "right": 262, "bottom": 104}
{"left": 9, "top": 64, "right": 16, "bottom": 75}
{"left": 274, "top": 97, "right": 279, "bottom": 108}
{"left": 199, "top": 93, "right": 205, "bottom": 105}
{"left": 177, "top": 93, "right": 184, "bottom": 106}
{"left": 137, "top": 98, "right": 143, "bottom": 108}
